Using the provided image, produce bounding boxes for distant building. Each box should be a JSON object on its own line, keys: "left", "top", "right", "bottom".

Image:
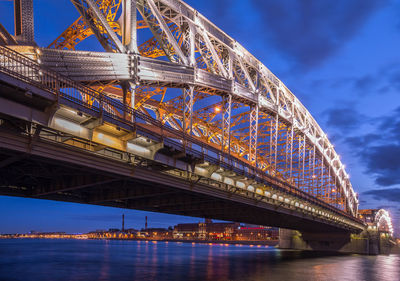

{"left": 174, "top": 221, "right": 239, "bottom": 240}
{"left": 173, "top": 220, "right": 278, "bottom": 241}
{"left": 235, "top": 226, "right": 278, "bottom": 240}
{"left": 140, "top": 228, "right": 172, "bottom": 239}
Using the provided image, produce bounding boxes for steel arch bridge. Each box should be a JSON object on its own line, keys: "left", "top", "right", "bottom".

{"left": 0, "top": 0, "right": 376, "bottom": 233}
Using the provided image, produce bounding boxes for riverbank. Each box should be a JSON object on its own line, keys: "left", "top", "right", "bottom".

{"left": 89, "top": 237, "right": 280, "bottom": 246}
{"left": 0, "top": 236, "right": 279, "bottom": 246}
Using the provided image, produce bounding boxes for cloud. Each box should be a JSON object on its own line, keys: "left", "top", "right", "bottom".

{"left": 345, "top": 133, "right": 382, "bottom": 149}
{"left": 344, "top": 106, "right": 400, "bottom": 186}
{"left": 323, "top": 106, "right": 366, "bottom": 133}
{"left": 250, "top": 0, "right": 385, "bottom": 69}
{"left": 363, "top": 188, "right": 400, "bottom": 202}
{"left": 362, "top": 145, "right": 400, "bottom": 186}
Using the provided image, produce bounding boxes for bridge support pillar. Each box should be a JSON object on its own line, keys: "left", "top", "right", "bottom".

{"left": 278, "top": 228, "right": 393, "bottom": 255}
{"left": 14, "top": 0, "right": 35, "bottom": 44}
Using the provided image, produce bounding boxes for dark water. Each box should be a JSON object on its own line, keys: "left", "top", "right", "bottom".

{"left": 0, "top": 239, "right": 399, "bottom": 281}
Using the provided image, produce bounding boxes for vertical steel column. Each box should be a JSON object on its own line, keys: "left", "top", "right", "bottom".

{"left": 183, "top": 86, "right": 194, "bottom": 134}
{"left": 328, "top": 165, "right": 332, "bottom": 204}
{"left": 320, "top": 144, "right": 324, "bottom": 200}
{"left": 296, "top": 136, "right": 302, "bottom": 187}
{"left": 284, "top": 126, "right": 294, "bottom": 181}
{"left": 284, "top": 127, "right": 290, "bottom": 171}
{"left": 289, "top": 127, "right": 294, "bottom": 182}
{"left": 307, "top": 144, "right": 312, "bottom": 194}
{"left": 188, "top": 23, "right": 196, "bottom": 66}
{"left": 269, "top": 113, "right": 279, "bottom": 173}
{"left": 222, "top": 94, "right": 232, "bottom": 153}
{"left": 122, "top": 81, "right": 136, "bottom": 121}
{"left": 311, "top": 145, "right": 316, "bottom": 196}
{"left": 120, "top": 0, "right": 138, "bottom": 53}
{"left": 249, "top": 105, "right": 259, "bottom": 165}
{"left": 14, "top": 0, "right": 34, "bottom": 44}
{"left": 121, "top": 0, "right": 138, "bottom": 123}
{"left": 301, "top": 135, "right": 306, "bottom": 189}
{"left": 228, "top": 51, "right": 234, "bottom": 79}
{"left": 335, "top": 171, "right": 339, "bottom": 208}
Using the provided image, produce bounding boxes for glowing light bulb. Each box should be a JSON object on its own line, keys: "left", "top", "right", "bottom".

{"left": 215, "top": 106, "right": 221, "bottom": 113}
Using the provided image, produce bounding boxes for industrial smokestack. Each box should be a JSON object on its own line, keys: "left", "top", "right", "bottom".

{"left": 145, "top": 216, "right": 148, "bottom": 230}
{"left": 122, "top": 214, "right": 125, "bottom": 232}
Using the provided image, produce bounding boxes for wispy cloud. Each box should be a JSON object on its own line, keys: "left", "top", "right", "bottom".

{"left": 345, "top": 106, "right": 400, "bottom": 187}
{"left": 363, "top": 188, "right": 400, "bottom": 202}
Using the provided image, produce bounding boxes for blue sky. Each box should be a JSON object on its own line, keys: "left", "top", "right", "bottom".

{"left": 0, "top": 0, "right": 400, "bottom": 235}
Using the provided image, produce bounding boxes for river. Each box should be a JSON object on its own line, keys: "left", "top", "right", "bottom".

{"left": 0, "top": 239, "right": 399, "bottom": 281}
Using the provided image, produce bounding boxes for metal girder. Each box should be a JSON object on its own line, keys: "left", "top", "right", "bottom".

{"left": 249, "top": 105, "right": 258, "bottom": 164}
{"left": 119, "top": 0, "right": 138, "bottom": 53}
{"left": 71, "top": 0, "right": 125, "bottom": 52}
{"left": 0, "top": 23, "right": 18, "bottom": 46}
{"left": 200, "top": 30, "right": 228, "bottom": 78}
{"left": 14, "top": 0, "right": 34, "bottom": 44}
{"left": 298, "top": 134, "right": 306, "bottom": 189}
{"left": 35, "top": 178, "right": 120, "bottom": 196}
{"left": 285, "top": 125, "right": 294, "bottom": 182}
{"left": 8, "top": 0, "right": 360, "bottom": 216}
{"left": 182, "top": 86, "right": 194, "bottom": 134}
{"left": 269, "top": 113, "right": 279, "bottom": 173}
{"left": 122, "top": 81, "right": 136, "bottom": 120}
{"left": 146, "top": 0, "right": 188, "bottom": 64}
{"left": 138, "top": 0, "right": 188, "bottom": 64}
{"left": 221, "top": 94, "right": 232, "bottom": 153}
{"left": 236, "top": 56, "right": 256, "bottom": 91}
{"left": 0, "top": 46, "right": 365, "bottom": 229}
{"left": 0, "top": 154, "right": 27, "bottom": 168}
{"left": 149, "top": 0, "right": 357, "bottom": 215}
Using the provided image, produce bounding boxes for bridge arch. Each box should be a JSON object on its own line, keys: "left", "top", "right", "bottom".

{"left": 4, "top": 0, "right": 362, "bottom": 219}
{"left": 375, "top": 209, "right": 393, "bottom": 235}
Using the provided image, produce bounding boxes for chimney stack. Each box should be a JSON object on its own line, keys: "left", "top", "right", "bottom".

{"left": 122, "top": 214, "right": 125, "bottom": 232}
{"left": 145, "top": 216, "right": 148, "bottom": 230}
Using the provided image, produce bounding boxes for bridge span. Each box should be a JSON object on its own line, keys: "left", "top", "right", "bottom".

{"left": 0, "top": 0, "right": 395, "bottom": 253}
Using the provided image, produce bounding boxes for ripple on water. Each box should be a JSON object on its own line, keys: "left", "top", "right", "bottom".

{"left": 0, "top": 239, "right": 399, "bottom": 281}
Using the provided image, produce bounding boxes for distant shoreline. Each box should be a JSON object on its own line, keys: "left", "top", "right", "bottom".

{"left": 92, "top": 238, "right": 280, "bottom": 246}
{"left": 0, "top": 237, "right": 279, "bottom": 246}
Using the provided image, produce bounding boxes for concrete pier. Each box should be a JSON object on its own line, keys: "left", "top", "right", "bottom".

{"left": 279, "top": 228, "right": 394, "bottom": 255}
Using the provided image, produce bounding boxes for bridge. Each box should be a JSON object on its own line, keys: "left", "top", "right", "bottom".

{"left": 0, "top": 0, "right": 394, "bottom": 254}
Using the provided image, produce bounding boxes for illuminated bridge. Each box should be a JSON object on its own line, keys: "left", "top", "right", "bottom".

{"left": 0, "top": 0, "right": 394, "bottom": 251}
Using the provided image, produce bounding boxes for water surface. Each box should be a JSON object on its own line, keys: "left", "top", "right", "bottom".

{"left": 0, "top": 239, "right": 399, "bottom": 281}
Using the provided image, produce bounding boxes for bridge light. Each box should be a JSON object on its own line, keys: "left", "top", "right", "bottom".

{"left": 215, "top": 106, "right": 221, "bottom": 113}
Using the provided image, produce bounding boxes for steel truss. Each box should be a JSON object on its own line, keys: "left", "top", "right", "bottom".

{"left": 5, "top": 0, "right": 358, "bottom": 216}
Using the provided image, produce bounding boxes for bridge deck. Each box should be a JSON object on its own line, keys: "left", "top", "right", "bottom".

{"left": 0, "top": 46, "right": 364, "bottom": 233}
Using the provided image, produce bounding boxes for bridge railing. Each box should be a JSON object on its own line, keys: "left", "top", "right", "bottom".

{"left": 0, "top": 46, "right": 363, "bottom": 225}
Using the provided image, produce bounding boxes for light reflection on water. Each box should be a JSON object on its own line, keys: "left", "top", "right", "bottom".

{"left": 0, "top": 239, "right": 399, "bottom": 281}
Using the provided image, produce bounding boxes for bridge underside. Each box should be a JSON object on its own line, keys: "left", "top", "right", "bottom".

{"left": 0, "top": 123, "right": 350, "bottom": 234}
